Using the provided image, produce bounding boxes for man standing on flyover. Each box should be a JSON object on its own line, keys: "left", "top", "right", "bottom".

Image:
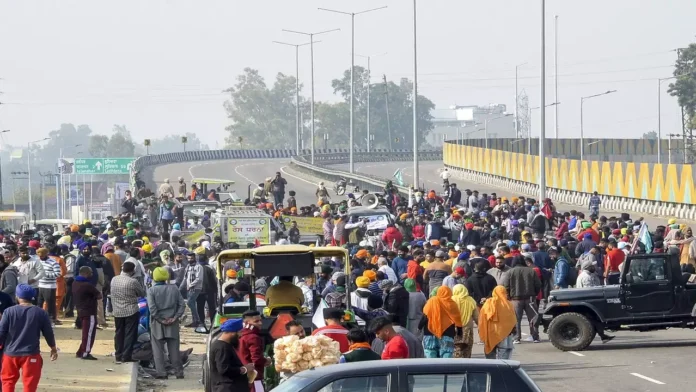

{"left": 589, "top": 191, "right": 601, "bottom": 216}
{"left": 270, "top": 172, "right": 287, "bottom": 207}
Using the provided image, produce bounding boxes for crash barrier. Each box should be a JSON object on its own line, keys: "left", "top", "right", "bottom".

{"left": 443, "top": 142, "right": 696, "bottom": 220}
{"left": 451, "top": 137, "right": 686, "bottom": 164}
{"left": 129, "top": 148, "right": 442, "bottom": 195}
{"left": 289, "top": 151, "right": 443, "bottom": 198}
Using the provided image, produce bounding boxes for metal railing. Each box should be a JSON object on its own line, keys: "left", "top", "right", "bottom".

{"left": 129, "top": 148, "right": 442, "bottom": 194}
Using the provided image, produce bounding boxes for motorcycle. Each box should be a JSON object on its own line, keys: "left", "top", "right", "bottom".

{"left": 333, "top": 178, "right": 347, "bottom": 196}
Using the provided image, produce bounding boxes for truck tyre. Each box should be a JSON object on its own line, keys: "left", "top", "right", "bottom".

{"left": 547, "top": 312, "right": 596, "bottom": 351}
{"left": 202, "top": 358, "right": 211, "bottom": 392}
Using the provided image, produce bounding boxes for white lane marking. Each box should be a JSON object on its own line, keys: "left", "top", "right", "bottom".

{"left": 630, "top": 373, "right": 665, "bottom": 385}
{"left": 521, "top": 332, "right": 528, "bottom": 336}
{"left": 280, "top": 166, "right": 320, "bottom": 186}
{"left": 568, "top": 351, "right": 585, "bottom": 357}
{"left": 234, "top": 162, "right": 274, "bottom": 185}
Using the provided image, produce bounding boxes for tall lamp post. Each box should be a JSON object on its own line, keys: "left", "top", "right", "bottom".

{"left": 529, "top": 102, "right": 559, "bottom": 154}
{"left": 318, "top": 6, "right": 387, "bottom": 173}
{"left": 0, "top": 130, "right": 10, "bottom": 209}
{"left": 484, "top": 114, "right": 512, "bottom": 149}
{"left": 356, "top": 52, "right": 387, "bottom": 153}
{"left": 283, "top": 28, "right": 340, "bottom": 164}
{"left": 412, "top": 0, "right": 420, "bottom": 188}
{"left": 514, "top": 62, "right": 528, "bottom": 138}
{"left": 539, "top": 0, "right": 547, "bottom": 201}
{"left": 273, "top": 40, "right": 316, "bottom": 156}
{"left": 27, "top": 137, "right": 50, "bottom": 220}
{"left": 580, "top": 90, "right": 616, "bottom": 161}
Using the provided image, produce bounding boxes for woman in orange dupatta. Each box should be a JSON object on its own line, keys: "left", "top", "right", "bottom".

{"left": 420, "top": 286, "right": 462, "bottom": 358}
{"left": 478, "top": 286, "right": 517, "bottom": 359}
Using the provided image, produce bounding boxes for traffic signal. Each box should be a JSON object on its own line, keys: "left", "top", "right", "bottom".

{"left": 181, "top": 136, "right": 188, "bottom": 143}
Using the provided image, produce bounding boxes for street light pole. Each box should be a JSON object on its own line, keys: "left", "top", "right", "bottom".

{"left": 356, "top": 53, "right": 387, "bottom": 153}
{"left": 529, "top": 102, "right": 559, "bottom": 156}
{"left": 484, "top": 114, "right": 513, "bottom": 149}
{"left": 539, "top": 0, "right": 547, "bottom": 201}
{"left": 0, "top": 130, "right": 10, "bottom": 209}
{"left": 318, "top": 6, "right": 387, "bottom": 173}
{"left": 515, "top": 62, "right": 527, "bottom": 138}
{"left": 273, "top": 40, "right": 314, "bottom": 156}
{"left": 554, "top": 15, "right": 559, "bottom": 139}
{"left": 283, "top": 28, "right": 340, "bottom": 164}
{"left": 27, "top": 137, "right": 50, "bottom": 220}
{"left": 412, "top": 0, "right": 420, "bottom": 188}
{"left": 580, "top": 90, "right": 617, "bottom": 161}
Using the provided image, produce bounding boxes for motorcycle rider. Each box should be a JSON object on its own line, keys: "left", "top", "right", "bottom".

{"left": 440, "top": 168, "right": 451, "bottom": 187}
{"left": 316, "top": 182, "right": 330, "bottom": 204}
{"left": 252, "top": 183, "right": 266, "bottom": 204}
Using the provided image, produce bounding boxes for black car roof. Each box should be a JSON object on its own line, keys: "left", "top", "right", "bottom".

{"left": 293, "top": 358, "right": 521, "bottom": 378}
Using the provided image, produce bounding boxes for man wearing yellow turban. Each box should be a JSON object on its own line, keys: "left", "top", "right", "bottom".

{"left": 351, "top": 276, "right": 372, "bottom": 311}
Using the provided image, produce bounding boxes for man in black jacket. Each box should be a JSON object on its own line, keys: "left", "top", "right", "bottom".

{"left": 121, "top": 190, "right": 137, "bottom": 215}
{"left": 209, "top": 318, "right": 254, "bottom": 392}
{"left": 465, "top": 261, "right": 497, "bottom": 307}
{"left": 381, "top": 280, "right": 409, "bottom": 328}
{"left": 504, "top": 257, "right": 542, "bottom": 343}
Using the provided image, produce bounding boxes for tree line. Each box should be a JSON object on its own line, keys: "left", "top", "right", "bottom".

{"left": 223, "top": 66, "right": 436, "bottom": 150}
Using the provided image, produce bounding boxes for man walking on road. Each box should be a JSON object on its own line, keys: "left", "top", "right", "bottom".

{"left": 182, "top": 253, "right": 203, "bottom": 328}
{"left": 147, "top": 267, "right": 186, "bottom": 379}
{"left": 0, "top": 284, "right": 58, "bottom": 391}
{"left": 111, "top": 261, "right": 145, "bottom": 363}
{"left": 504, "top": 256, "right": 542, "bottom": 344}
{"left": 270, "top": 171, "right": 287, "bottom": 207}
{"left": 73, "top": 266, "right": 101, "bottom": 360}
{"left": 36, "top": 248, "right": 61, "bottom": 325}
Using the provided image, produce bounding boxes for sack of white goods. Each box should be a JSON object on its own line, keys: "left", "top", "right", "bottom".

{"left": 273, "top": 334, "right": 341, "bottom": 373}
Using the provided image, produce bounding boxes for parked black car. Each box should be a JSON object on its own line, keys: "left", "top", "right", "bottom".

{"left": 541, "top": 253, "right": 696, "bottom": 351}
{"left": 272, "top": 359, "right": 542, "bottom": 392}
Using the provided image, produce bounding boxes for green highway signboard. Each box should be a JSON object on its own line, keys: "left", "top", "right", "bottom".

{"left": 69, "top": 158, "right": 135, "bottom": 175}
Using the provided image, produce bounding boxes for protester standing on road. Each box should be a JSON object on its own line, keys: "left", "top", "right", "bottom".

{"left": 370, "top": 316, "right": 409, "bottom": 360}
{"left": 271, "top": 171, "right": 287, "bottom": 207}
{"left": 177, "top": 177, "right": 187, "bottom": 198}
{"left": 147, "top": 267, "right": 186, "bottom": 380}
{"left": 451, "top": 284, "right": 478, "bottom": 358}
{"left": 159, "top": 195, "right": 176, "bottom": 235}
{"left": 421, "top": 286, "right": 462, "bottom": 358}
{"left": 589, "top": 191, "right": 601, "bottom": 216}
{"left": 551, "top": 247, "right": 571, "bottom": 289}
{"left": 479, "top": 286, "right": 516, "bottom": 360}
{"left": 504, "top": 258, "right": 542, "bottom": 344}
{"left": 36, "top": 248, "right": 61, "bottom": 326}
{"left": 196, "top": 255, "right": 218, "bottom": 329}
{"left": 111, "top": 261, "right": 145, "bottom": 363}
{"left": 49, "top": 246, "right": 68, "bottom": 322}
{"left": 73, "top": 266, "right": 101, "bottom": 361}
{"left": 182, "top": 253, "right": 203, "bottom": 328}
{"left": 12, "top": 246, "right": 44, "bottom": 303}
{"left": 339, "top": 328, "right": 381, "bottom": 363}
{"left": 0, "top": 284, "right": 58, "bottom": 391}
{"left": 404, "top": 278, "right": 426, "bottom": 339}
{"left": 238, "top": 310, "right": 269, "bottom": 392}
{"left": 209, "top": 318, "right": 254, "bottom": 392}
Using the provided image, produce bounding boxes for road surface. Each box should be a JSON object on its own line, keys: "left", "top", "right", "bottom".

{"left": 139, "top": 158, "right": 695, "bottom": 391}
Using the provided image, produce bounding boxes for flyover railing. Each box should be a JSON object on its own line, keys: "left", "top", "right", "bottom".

{"left": 129, "top": 148, "right": 442, "bottom": 195}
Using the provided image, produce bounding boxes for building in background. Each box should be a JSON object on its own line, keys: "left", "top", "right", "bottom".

{"left": 429, "top": 104, "right": 515, "bottom": 147}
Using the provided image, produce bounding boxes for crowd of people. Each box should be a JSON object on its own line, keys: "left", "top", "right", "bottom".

{"left": 0, "top": 168, "right": 691, "bottom": 391}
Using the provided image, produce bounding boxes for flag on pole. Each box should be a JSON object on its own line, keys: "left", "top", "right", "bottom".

{"left": 394, "top": 168, "right": 404, "bottom": 186}
{"left": 635, "top": 222, "right": 653, "bottom": 254}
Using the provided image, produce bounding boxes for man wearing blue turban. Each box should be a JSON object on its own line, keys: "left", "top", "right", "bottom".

{"left": 209, "top": 318, "right": 255, "bottom": 391}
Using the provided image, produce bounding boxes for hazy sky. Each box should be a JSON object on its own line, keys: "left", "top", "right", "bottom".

{"left": 0, "top": 0, "right": 693, "bottom": 148}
